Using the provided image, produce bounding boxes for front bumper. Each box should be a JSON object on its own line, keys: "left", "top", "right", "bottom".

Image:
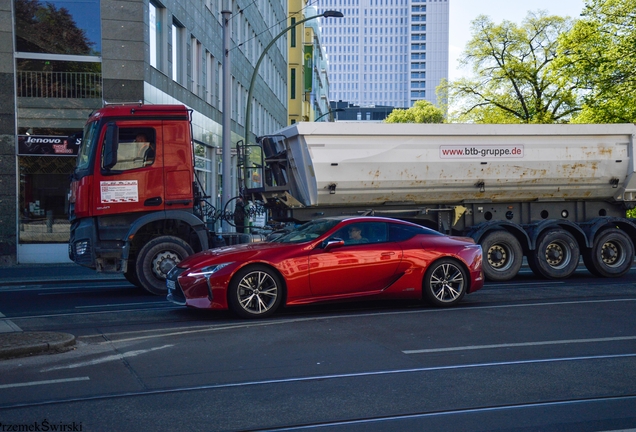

{"left": 166, "top": 267, "right": 187, "bottom": 305}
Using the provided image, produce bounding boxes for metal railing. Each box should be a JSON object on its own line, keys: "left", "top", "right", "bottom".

{"left": 17, "top": 71, "right": 102, "bottom": 99}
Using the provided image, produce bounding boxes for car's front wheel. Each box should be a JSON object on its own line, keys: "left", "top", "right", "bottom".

{"left": 423, "top": 259, "right": 468, "bottom": 307}
{"left": 228, "top": 265, "right": 283, "bottom": 319}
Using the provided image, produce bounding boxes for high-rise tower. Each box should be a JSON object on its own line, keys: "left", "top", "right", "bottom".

{"left": 316, "top": 0, "right": 448, "bottom": 107}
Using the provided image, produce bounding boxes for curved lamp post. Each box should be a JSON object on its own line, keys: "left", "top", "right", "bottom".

{"left": 315, "top": 108, "right": 344, "bottom": 122}
{"left": 244, "top": 10, "right": 344, "bottom": 148}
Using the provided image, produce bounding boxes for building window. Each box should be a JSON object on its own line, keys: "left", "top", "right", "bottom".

{"left": 149, "top": 2, "right": 163, "bottom": 69}
{"left": 291, "top": 68, "right": 296, "bottom": 99}
{"left": 172, "top": 20, "right": 185, "bottom": 84}
{"left": 15, "top": 0, "right": 101, "bottom": 56}
{"left": 291, "top": 18, "right": 296, "bottom": 47}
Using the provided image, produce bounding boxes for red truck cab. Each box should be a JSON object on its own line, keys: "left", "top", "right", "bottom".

{"left": 69, "top": 104, "right": 209, "bottom": 295}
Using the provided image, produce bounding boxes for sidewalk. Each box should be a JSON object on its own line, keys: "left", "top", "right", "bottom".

{"left": 0, "top": 263, "right": 125, "bottom": 360}
{"left": 0, "top": 263, "right": 124, "bottom": 286}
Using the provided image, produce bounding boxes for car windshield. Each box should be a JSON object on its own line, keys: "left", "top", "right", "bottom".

{"left": 273, "top": 219, "right": 341, "bottom": 244}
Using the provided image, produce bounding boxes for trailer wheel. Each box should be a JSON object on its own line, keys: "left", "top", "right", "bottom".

{"left": 480, "top": 231, "right": 523, "bottom": 281}
{"left": 136, "top": 236, "right": 194, "bottom": 296}
{"left": 583, "top": 228, "right": 634, "bottom": 278}
{"left": 528, "top": 229, "right": 580, "bottom": 279}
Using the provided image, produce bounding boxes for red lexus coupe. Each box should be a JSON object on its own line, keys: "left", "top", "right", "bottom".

{"left": 167, "top": 216, "right": 484, "bottom": 318}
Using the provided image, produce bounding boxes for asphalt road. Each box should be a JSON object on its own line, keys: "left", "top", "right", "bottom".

{"left": 1, "top": 268, "right": 635, "bottom": 431}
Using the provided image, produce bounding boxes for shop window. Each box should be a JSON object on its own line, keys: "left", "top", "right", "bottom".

{"left": 19, "top": 157, "right": 75, "bottom": 244}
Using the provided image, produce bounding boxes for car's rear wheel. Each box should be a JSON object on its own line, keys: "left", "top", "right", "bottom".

{"left": 228, "top": 265, "right": 283, "bottom": 319}
{"left": 423, "top": 258, "right": 467, "bottom": 307}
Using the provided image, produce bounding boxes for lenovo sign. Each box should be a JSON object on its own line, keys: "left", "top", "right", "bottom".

{"left": 18, "top": 135, "right": 81, "bottom": 156}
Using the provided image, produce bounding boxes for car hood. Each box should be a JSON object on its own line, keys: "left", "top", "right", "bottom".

{"left": 176, "top": 241, "right": 297, "bottom": 269}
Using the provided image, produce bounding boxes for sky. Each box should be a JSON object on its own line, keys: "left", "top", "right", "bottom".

{"left": 448, "top": 0, "right": 586, "bottom": 81}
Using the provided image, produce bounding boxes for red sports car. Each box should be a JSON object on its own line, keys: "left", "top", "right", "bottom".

{"left": 167, "top": 216, "right": 484, "bottom": 318}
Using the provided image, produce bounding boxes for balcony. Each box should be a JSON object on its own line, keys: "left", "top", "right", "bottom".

{"left": 17, "top": 70, "right": 102, "bottom": 99}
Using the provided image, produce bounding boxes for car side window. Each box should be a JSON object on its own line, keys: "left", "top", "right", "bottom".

{"left": 330, "top": 222, "right": 388, "bottom": 246}
{"left": 388, "top": 223, "right": 443, "bottom": 242}
{"left": 107, "top": 127, "right": 156, "bottom": 171}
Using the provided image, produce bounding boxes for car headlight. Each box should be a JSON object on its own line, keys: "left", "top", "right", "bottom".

{"left": 187, "top": 262, "right": 233, "bottom": 277}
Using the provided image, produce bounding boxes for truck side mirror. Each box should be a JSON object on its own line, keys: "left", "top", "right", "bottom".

{"left": 102, "top": 122, "right": 119, "bottom": 170}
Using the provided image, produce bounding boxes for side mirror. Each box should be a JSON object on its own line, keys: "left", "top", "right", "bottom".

{"left": 323, "top": 238, "right": 345, "bottom": 252}
{"left": 102, "top": 122, "right": 119, "bottom": 170}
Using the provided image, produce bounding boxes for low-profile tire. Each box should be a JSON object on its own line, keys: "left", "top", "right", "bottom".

{"left": 136, "top": 236, "right": 194, "bottom": 296}
{"left": 480, "top": 230, "right": 523, "bottom": 281}
{"left": 583, "top": 228, "right": 634, "bottom": 278}
{"left": 528, "top": 229, "right": 580, "bottom": 279}
{"left": 423, "top": 258, "right": 468, "bottom": 307}
{"left": 228, "top": 265, "right": 283, "bottom": 319}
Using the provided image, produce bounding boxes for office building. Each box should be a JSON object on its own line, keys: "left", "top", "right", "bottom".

{"left": 316, "top": 0, "right": 449, "bottom": 107}
{"left": 1, "top": 0, "right": 288, "bottom": 265}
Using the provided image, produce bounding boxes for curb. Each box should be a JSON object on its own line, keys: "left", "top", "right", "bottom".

{"left": 0, "top": 332, "right": 76, "bottom": 360}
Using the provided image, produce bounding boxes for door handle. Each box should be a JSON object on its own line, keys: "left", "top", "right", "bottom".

{"left": 381, "top": 252, "right": 395, "bottom": 256}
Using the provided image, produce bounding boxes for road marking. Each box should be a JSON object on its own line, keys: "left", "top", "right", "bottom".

{"left": 66, "top": 297, "right": 636, "bottom": 345}
{"left": 0, "top": 377, "right": 90, "bottom": 389}
{"left": 40, "top": 344, "right": 174, "bottom": 372}
{"left": 403, "top": 336, "right": 636, "bottom": 354}
{"left": 4, "top": 353, "right": 636, "bottom": 410}
{"left": 0, "top": 312, "right": 22, "bottom": 333}
{"left": 75, "top": 302, "right": 169, "bottom": 309}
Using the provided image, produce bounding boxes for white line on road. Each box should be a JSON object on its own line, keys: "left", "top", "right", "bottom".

{"left": 0, "top": 377, "right": 90, "bottom": 389}
{"left": 40, "top": 344, "right": 174, "bottom": 372}
{"left": 75, "top": 302, "right": 169, "bottom": 309}
{"left": 0, "top": 311, "right": 22, "bottom": 333}
{"left": 403, "top": 336, "right": 636, "bottom": 354}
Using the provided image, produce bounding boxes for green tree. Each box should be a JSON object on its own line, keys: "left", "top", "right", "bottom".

{"left": 555, "top": 0, "right": 636, "bottom": 123}
{"left": 444, "top": 11, "right": 580, "bottom": 123}
{"left": 385, "top": 100, "right": 445, "bottom": 123}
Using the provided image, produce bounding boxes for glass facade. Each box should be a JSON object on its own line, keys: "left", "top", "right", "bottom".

{"left": 14, "top": 0, "right": 102, "bottom": 245}
{"left": 315, "top": 0, "right": 448, "bottom": 108}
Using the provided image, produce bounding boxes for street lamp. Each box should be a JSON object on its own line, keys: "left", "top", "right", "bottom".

{"left": 244, "top": 10, "right": 344, "bottom": 149}
{"left": 315, "top": 108, "right": 345, "bottom": 122}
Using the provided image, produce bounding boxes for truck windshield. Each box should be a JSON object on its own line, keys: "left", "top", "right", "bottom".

{"left": 75, "top": 121, "right": 99, "bottom": 172}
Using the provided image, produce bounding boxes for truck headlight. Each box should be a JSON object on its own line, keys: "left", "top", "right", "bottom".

{"left": 75, "top": 241, "right": 89, "bottom": 255}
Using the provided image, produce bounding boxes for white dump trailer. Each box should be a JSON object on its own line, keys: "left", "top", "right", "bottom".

{"left": 243, "top": 122, "right": 636, "bottom": 282}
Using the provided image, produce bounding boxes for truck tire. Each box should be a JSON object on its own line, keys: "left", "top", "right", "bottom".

{"left": 480, "top": 231, "right": 523, "bottom": 281}
{"left": 528, "top": 229, "right": 580, "bottom": 279}
{"left": 136, "top": 236, "right": 194, "bottom": 296}
{"left": 124, "top": 265, "right": 141, "bottom": 288}
{"left": 582, "top": 228, "right": 634, "bottom": 278}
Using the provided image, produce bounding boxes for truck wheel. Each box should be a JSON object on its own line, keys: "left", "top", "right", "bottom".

{"left": 582, "top": 228, "right": 634, "bottom": 278}
{"left": 480, "top": 231, "right": 523, "bottom": 281}
{"left": 528, "top": 229, "right": 580, "bottom": 279}
{"left": 136, "top": 236, "right": 194, "bottom": 296}
{"left": 124, "top": 265, "right": 141, "bottom": 287}
{"left": 423, "top": 259, "right": 467, "bottom": 307}
{"left": 228, "top": 265, "right": 283, "bottom": 319}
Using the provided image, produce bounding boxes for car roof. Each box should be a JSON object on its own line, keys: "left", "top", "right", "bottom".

{"left": 318, "top": 215, "right": 423, "bottom": 227}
